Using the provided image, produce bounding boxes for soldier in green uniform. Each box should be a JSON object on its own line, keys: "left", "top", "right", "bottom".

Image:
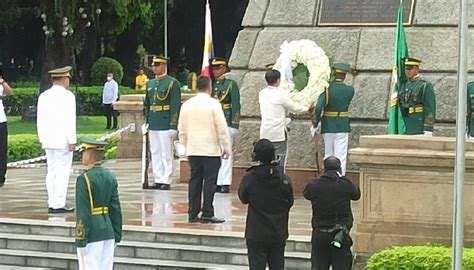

{"left": 75, "top": 137, "right": 122, "bottom": 270}
{"left": 312, "top": 63, "right": 355, "bottom": 175}
{"left": 398, "top": 58, "right": 436, "bottom": 136}
{"left": 210, "top": 57, "right": 240, "bottom": 193}
{"left": 467, "top": 82, "right": 474, "bottom": 138}
{"left": 143, "top": 55, "right": 181, "bottom": 190}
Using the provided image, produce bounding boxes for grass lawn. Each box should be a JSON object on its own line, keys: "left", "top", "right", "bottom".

{"left": 8, "top": 116, "right": 110, "bottom": 135}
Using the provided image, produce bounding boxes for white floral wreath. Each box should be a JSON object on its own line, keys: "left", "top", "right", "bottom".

{"left": 274, "top": 40, "right": 331, "bottom": 107}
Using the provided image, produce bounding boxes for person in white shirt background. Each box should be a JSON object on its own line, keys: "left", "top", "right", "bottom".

{"left": 259, "top": 69, "right": 312, "bottom": 171}
{"left": 0, "top": 69, "right": 13, "bottom": 188}
{"left": 102, "top": 72, "right": 119, "bottom": 129}
{"left": 37, "top": 66, "right": 76, "bottom": 214}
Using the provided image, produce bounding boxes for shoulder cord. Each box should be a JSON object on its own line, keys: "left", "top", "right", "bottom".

{"left": 154, "top": 80, "right": 174, "bottom": 101}
{"left": 218, "top": 81, "right": 233, "bottom": 102}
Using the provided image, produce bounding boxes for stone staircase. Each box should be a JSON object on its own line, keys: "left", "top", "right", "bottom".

{"left": 0, "top": 219, "right": 311, "bottom": 269}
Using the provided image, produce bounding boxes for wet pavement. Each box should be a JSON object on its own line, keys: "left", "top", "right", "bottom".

{"left": 0, "top": 159, "right": 349, "bottom": 238}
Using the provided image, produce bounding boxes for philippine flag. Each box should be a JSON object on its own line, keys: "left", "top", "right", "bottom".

{"left": 201, "top": 1, "right": 214, "bottom": 77}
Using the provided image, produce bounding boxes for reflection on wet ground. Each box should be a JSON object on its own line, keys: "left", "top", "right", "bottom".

{"left": 0, "top": 160, "right": 357, "bottom": 237}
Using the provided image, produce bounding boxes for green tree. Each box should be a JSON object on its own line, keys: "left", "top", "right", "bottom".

{"left": 38, "top": 0, "right": 154, "bottom": 91}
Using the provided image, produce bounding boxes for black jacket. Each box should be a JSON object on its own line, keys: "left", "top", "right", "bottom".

{"left": 303, "top": 171, "right": 360, "bottom": 230}
{"left": 238, "top": 164, "right": 294, "bottom": 243}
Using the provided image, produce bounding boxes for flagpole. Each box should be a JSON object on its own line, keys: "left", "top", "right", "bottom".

{"left": 164, "top": 0, "right": 168, "bottom": 58}
{"left": 452, "top": 0, "right": 468, "bottom": 269}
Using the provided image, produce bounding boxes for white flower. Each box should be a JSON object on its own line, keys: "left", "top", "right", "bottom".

{"left": 95, "top": 9, "right": 102, "bottom": 15}
{"left": 79, "top": 7, "right": 85, "bottom": 13}
{"left": 81, "top": 13, "right": 87, "bottom": 19}
{"left": 274, "top": 40, "right": 331, "bottom": 107}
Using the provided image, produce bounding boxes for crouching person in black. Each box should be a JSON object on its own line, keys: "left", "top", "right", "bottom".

{"left": 238, "top": 139, "right": 294, "bottom": 270}
{"left": 304, "top": 156, "right": 360, "bottom": 270}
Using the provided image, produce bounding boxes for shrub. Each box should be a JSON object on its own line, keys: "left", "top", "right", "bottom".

{"left": 366, "top": 246, "right": 474, "bottom": 270}
{"left": 8, "top": 134, "right": 43, "bottom": 162}
{"left": 91, "top": 57, "right": 124, "bottom": 86}
{"left": 7, "top": 134, "right": 121, "bottom": 162}
{"left": 3, "top": 86, "right": 136, "bottom": 116}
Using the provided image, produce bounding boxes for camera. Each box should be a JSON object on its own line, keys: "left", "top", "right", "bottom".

{"left": 331, "top": 230, "right": 344, "bottom": 248}
{"left": 330, "top": 224, "right": 347, "bottom": 249}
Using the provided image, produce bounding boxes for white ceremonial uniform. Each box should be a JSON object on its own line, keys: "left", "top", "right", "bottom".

{"left": 217, "top": 127, "right": 238, "bottom": 186}
{"left": 77, "top": 239, "right": 115, "bottom": 270}
{"left": 37, "top": 84, "right": 76, "bottom": 209}
{"left": 322, "top": 133, "right": 349, "bottom": 175}
{"left": 149, "top": 130, "right": 176, "bottom": 184}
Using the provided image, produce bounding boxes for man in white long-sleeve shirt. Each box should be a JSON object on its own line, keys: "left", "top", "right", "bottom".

{"left": 259, "top": 69, "right": 311, "bottom": 170}
{"left": 37, "top": 66, "right": 76, "bottom": 214}
{"left": 102, "top": 72, "right": 119, "bottom": 129}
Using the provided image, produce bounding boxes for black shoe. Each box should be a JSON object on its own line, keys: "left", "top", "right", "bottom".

{"left": 149, "top": 184, "right": 162, "bottom": 190}
{"left": 188, "top": 216, "right": 200, "bottom": 223}
{"left": 200, "top": 216, "right": 225, "bottom": 224}
{"left": 215, "top": 185, "right": 222, "bottom": 192}
{"left": 48, "top": 207, "right": 75, "bottom": 214}
{"left": 0, "top": 182, "right": 4, "bottom": 188}
{"left": 220, "top": 185, "right": 230, "bottom": 194}
{"left": 159, "top": 184, "right": 171, "bottom": 190}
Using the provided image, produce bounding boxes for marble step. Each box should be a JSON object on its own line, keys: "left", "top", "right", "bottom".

{"left": 0, "top": 249, "right": 249, "bottom": 270}
{"left": 0, "top": 266, "right": 53, "bottom": 270}
{"left": 0, "top": 218, "right": 312, "bottom": 252}
{"left": 0, "top": 233, "right": 311, "bottom": 269}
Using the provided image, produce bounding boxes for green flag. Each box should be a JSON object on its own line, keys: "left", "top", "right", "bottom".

{"left": 387, "top": 1, "right": 409, "bottom": 134}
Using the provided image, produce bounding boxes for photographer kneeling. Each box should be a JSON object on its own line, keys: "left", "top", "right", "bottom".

{"left": 304, "top": 156, "right": 360, "bottom": 270}
{"left": 238, "top": 139, "right": 294, "bottom": 270}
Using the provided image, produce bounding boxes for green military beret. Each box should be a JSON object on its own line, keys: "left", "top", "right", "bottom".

{"left": 210, "top": 57, "right": 228, "bottom": 67}
{"left": 48, "top": 66, "right": 72, "bottom": 78}
{"left": 332, "top": 63, "right": 351, "bottom": 73}
{"left": 152, "top": 55, "right": 169, "bottom": 66}
{"left": 80, "top": 137, "right": 107, "bottom": 150}
{"left": 404, "top": 57, "right": 422, "bottom": 66}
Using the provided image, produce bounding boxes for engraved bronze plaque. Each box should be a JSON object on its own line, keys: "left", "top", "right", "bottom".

{"left": 318, "top": 0, "right": 415, "bottom": 26}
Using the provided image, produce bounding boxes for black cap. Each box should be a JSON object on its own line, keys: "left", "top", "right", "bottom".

{"left": 253, "top": 139, "right": 275, "bottom": 164}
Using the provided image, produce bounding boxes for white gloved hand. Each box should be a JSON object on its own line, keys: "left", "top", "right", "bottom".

{"left": 310, "top": 126, "right": 317, "bottom": 137}
{"left": 141, "top": 123, "right": 149, "bottom": 135}
{"left": 169, "top": 129, "right": 178, "bottom": 139}
{"left": 423, "top": 131, "right": 433, "bottom": 137}
{"left": 230, "top": 127, "right": 239, "bottom": 138}
{"left": 174, "top": 141, "right": 186, "bottom": 157}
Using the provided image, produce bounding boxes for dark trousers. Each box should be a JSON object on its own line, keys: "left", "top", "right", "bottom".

{"left": 188, "top": 156, "right": 221, "bottom": 218}
{"left": 311, "top": 230, "right": 353, "bottom": 270}
{"left": 104, "top": 104, "right": 118, "bottom": 129}
{"left": 0, "top": 122, "right": 6, "bottom": 184}
{"left": 246, "top": 239, "right": 286, "bottom": 270}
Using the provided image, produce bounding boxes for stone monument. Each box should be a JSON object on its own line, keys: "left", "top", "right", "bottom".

{"left": 230, "top": 0, "right": 474, "bottom": 169}
{"left": 350, "top": 135, "right": 474, "bottom": 255}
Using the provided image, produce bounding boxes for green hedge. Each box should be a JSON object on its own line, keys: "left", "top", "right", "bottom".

{"left": 366, "top": 246, "right": 474, "bottom": 270}
{"left": 4, "top": 86, "right": 136, "bottom": 116}
{"left": 8, "top": 134, "right": 120, "bottom": 162}
{"left": 7, "top": 135, "right": 43, "bottom": 162}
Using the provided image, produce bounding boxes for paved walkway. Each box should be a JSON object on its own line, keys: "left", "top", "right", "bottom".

{"left": 0, "top": 159, "right": 359, "bottom": 238}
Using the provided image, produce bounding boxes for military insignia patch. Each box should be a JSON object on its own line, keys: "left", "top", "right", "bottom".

{"left": 232, "top": 112, "right": 241, "bottom": 124}
{"left": 76, "top": 219, "right": 86, "bottom": 240}
{"left": 171, "top": 113, "right": 179, "bottom": 125}
{"left": 426, "top": 113, "right": 434, "bottom": 125}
